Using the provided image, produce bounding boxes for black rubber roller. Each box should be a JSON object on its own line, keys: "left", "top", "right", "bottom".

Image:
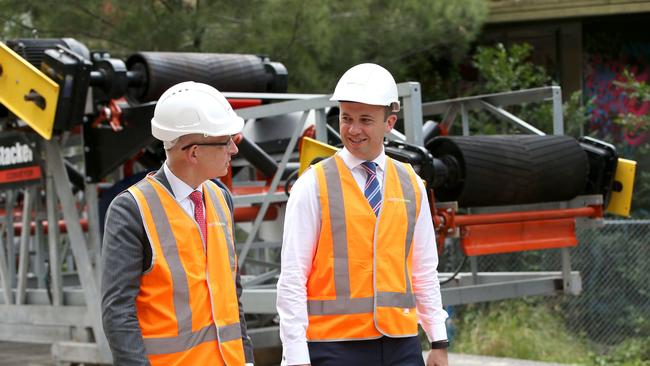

{"left": 126, "top": 52, "right": 286, "bottom": 102}
{"left": 426, "top": 135, "right": 588, "bottom": 207}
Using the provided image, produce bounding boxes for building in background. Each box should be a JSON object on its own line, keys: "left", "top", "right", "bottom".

{"left": 484, "top": 0, "right": 650, "bottom": 144}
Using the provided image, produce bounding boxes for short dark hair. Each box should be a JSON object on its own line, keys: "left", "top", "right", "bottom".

{"left": 384, "top": 105, "right": 396, "bottom": 121}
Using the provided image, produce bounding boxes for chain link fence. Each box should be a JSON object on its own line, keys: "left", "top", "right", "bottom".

{"left": 442, "top": 219, "right": 650, "bottom": 346}
{"left": 565, "top": 220, "right": 650, "bottom": 345}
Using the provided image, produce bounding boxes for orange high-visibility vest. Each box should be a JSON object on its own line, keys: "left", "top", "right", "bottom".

{"left": 307, "top": 155, "right": 422, "bottom": 341}
{"left": 128, "top": 176, "right": 246, "bottom": 366}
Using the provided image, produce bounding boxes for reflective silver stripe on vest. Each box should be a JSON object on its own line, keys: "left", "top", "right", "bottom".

{"left": 203, "top": 184, "right": 243, "bottom": 349}
{"left": 393, "top": 162, "right": 417, "bottom": 301}
{"left": 308, "top": 292, "right": 416, "bottom": 315}
{"left": 322, "top": 158, "right": 351, "bottom": 299}
{"left": 308, "top": 296, "right": 373, "bottom": 315}
{"left": 143, "top": 322, "right": 242, "bottom": 355}
{"left": 307, "top": 158, "right": 417, "bottom": 316}
{"left": 376, "top": 291, "right": 416, "bottom": 308}
{"left": 204, "top": 183, "right": 237, "bottom": 279}
{"left": 218, "top": 322, "right": 243, "bottom": 342}
{"left": 144, "top": 323, "right": 217, "bottom": 355}
{"left": 137, "top": 180, "right": 192, "bottom": 335}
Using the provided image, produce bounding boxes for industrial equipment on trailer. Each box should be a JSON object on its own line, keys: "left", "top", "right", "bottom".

{"left": 0, "top": 38, "right": 636, "bottom": 365}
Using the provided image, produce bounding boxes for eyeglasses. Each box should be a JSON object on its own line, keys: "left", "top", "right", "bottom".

{"left": 181, "top": 137, "right": 234, "bottom": 150}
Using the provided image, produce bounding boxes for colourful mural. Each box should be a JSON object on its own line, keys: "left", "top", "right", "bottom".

{"left": 584, "top": 43, "right": 650, "bottom": 146}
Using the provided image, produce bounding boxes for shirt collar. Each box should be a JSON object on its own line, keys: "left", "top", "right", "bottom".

{"left": 163, "top": 161, "right": 203, "bottom": 201}
{"left": 338, "top": 147, "right": 386, "bottom": 173}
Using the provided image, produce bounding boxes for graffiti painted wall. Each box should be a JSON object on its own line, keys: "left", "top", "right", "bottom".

{"left": 584, "top": 38, "right": 650, "bottom": 146}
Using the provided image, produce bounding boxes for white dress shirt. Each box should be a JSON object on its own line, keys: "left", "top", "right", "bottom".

{"left": 163, "top": 162, "right": 204, "bottom": 216}
{"left": 277, "top": 148, "right": 449, "bottom": 365}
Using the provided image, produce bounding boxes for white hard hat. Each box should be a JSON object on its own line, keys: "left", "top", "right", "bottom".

{"left": 151, "top": 81, "right": 244, "bottom": 142}
{"left": 330, "top": 63, "right": 400, "bottom": 112}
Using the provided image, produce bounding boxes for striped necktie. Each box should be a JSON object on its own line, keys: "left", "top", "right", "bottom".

{"left": 361, "top": 161, "right": 382, "bottom": 216}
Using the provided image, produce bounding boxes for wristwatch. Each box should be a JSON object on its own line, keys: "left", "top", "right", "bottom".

{"left": 430, "top": 340, "right": 449, "bottom": 349}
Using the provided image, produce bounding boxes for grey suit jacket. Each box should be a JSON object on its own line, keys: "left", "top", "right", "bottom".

{"left": 101, "top": 169, "right": 254, "bottom": 365}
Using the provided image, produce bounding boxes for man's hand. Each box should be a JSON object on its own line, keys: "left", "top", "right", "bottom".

{"left": 426, "top": 348, "right": 448, "bottom": 366}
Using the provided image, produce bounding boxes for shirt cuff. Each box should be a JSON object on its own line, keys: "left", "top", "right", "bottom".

{"left": 246, "top": 363, "right": 254, "bottom": 366}
{"left": 281, "top": 341, "right": 310, "bottom": 365}
{"left": 426, "top": 322, "right": 449, "bottom": 343}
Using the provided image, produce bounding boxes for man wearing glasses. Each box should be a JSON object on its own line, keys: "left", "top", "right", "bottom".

{"left": 101, "top": 81, "right": 254, "bottom": 365}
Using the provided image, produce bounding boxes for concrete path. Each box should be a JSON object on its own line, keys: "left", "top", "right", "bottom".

{"left": 1, "top": 341, "right": 575, "bottom": 366}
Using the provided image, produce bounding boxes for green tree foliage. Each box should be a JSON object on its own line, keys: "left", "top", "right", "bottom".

{"left": 614, "top": 69, "right": 650, "bottom": 133}
{"left": 0, "top": 0, "right": 488, "bottom": 93}
{"left": 472, "top": 43, "right": 550, "bottom": 93}
{"left": 454, "top": 42, "right": 587, "bottom": 138}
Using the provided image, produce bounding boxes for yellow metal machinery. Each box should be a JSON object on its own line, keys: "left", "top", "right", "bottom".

{"left": 297, "top": 137, "right": 339, "bottom": 175}
{"left": 606, "top": 158, "right": 636, "bottom": 216}
{"left": 0, "top": 42, "right": 59, "bottom": 139}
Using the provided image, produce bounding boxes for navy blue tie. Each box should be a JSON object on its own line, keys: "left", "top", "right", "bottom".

{"left": 361, "top": 161, "right": 382, "bottom": 216}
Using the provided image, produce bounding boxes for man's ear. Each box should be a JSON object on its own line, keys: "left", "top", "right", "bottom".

{"left": 185, "top": 145, "right": 200, "bottom": 164}
{"left": 385, "top": 114, "right": 397, "bottom": 132}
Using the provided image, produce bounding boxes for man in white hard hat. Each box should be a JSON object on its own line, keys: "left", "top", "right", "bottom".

{"left": 101, "top": 81, "right": 254, "bottom": 366}
{"left": 277, "top": 63, "right": 449, "bottom": 366}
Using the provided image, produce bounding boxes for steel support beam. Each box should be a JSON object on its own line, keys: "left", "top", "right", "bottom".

{"left": 443, "top": 277, "right": 561, "bottom": 305}
{"left": 314, "top": 108, "right": 328, "bottom": 142}
{"left": 551, "top": 86, "right": 564, "bottom": 135}
{"left": 16, "top": 187, "right": 34, "bottom": 305}
{"left": 0, "top": 304, "right": 92, "bottom": 326}
{"left": 240, "top": 271, "right": 582, "bottom": 315}
{"left": 0, "top": 199, "right": 13, "bottom": 304}
{"left": 422, "top": 86, "right": 558, "bottom": 116}
{"left": 84, "top": 183, "right": 102, "bottom": 281}
{"left": 46, "top": 168, "right": 63, "bottom": 305}
{"left": 238, "top": 111, "right": 309, "bottom": 267}
{"left": 4, "top": 191, "right": 16, "bottom": 288}
{"left": 398, "top": 82, "right": 424, "bottom": 145}
{"left": 248, "top": 326, "right": 281, "bottom": 349}
{"left": 0, "top": 288, "right": 89, "bottom": 306}
{"left": 232, "top": 192, "right": 288, "bottom": 206}
{"left": 44, "top": 140, "right": 112, "bottom": 364}
{"left": 479, "top": 100, "right": 545, "bottom": 135}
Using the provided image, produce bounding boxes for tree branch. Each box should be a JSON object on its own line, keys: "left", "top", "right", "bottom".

{"left": 285, "top": 0, "right": 306, "bottom": 55}
{"left": 73, "top": 3, "right": 116, "bottom": 30}
{"left": 158, "top": 0, "right": 177, "bottom": 13}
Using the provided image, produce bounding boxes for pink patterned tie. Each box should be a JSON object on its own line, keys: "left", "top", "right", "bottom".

{"left": 189, "top": 190, "right": 207, "bottom": 242}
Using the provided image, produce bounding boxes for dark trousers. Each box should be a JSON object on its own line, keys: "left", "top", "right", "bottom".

{"left": 307, "top": 336, "right": 425, "bottom": 366}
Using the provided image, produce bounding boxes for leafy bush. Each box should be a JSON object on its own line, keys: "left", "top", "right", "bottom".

{"left": 452, "top": 299, "right": 590, "bottom": 363}
{"left": 453, "top": 42, "right": 587, "bottom": 137}
{"left": 589, "top": 338, "right": 650, "bottom": 366}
